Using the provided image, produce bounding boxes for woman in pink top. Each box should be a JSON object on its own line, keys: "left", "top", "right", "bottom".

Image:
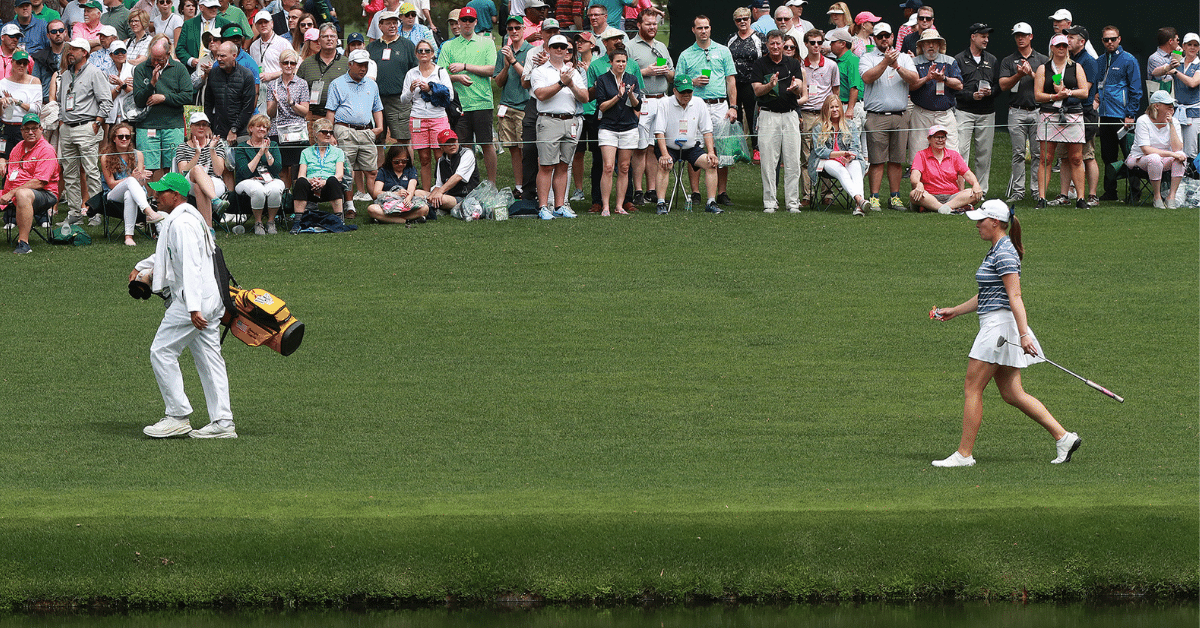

{"left": 909, "top": 124, "right": 983, "bottom": 214}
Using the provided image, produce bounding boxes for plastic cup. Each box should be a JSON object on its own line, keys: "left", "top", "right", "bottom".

{"left": 1052, "top": 73, "right": 1062, "bottom": 85}
{"left": 656, "top": 58, "right": 666, "bottom": 66}
{"left": 232, "top": 224, "right": 245, "bottom": 235}
{"left": 701, "top": 69, "right": 711, "bottom": 77}
{"left": 865, "top": 44, "right": 875, "bottom": 53}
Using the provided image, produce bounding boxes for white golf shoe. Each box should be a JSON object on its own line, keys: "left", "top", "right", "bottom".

{"left": 144, "top": 416, "right": 193, "bottom": 438}
{"left": 190, "top": 422, "right": 238, "bottom": 439}
{"left": 931, "top": 451, "right": 976, "bottom": 467}
{"left": 1051, "top": 432, "right": 1081, "bottom": 464}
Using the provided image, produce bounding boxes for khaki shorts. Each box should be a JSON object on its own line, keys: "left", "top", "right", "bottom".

{"left": 383, "top": 96, "right": 411, "bottom": 141}
{"left": 334, "top": 125, "right": 380, "bottom": 172}
{"left": 864, "top": 111, "right": 908, "bottom": 165}
{"left": 1056, "top": 136, "right": 1096, "bottom": 160}
{"left": 535, "top": 115, "right": 580, "bottom": 166}
{"left": 497, "top": 107, "right": 525, "bottom": 148}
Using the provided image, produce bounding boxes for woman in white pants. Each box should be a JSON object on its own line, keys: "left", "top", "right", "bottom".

{"left": 808, "top": 94, "right": 868, "bottom": 215}
{"left": 99, "top": 123, "right": 159, "bottom": 246}
{"left": 233, "top": 114, "right": 286, "bottom": 234}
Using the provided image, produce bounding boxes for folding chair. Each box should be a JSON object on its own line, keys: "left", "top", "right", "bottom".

{"left": 1120, "top": 166, "right": 1156, "bottom": 206}
{"left": 86, "top": 192, "right": 157, "bottom": 242}
{"left": 812, "top": 167, "right": 852, "bottom": 213}
{"left": 3, "top": 205, "right": 52, "bottom": 244}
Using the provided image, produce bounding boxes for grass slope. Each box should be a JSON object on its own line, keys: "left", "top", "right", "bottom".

{"left": 0, "top": 143, "right": 1196, "bottom": 608}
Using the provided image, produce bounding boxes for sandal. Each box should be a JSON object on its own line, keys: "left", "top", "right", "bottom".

{"left": 143, "top": 207, "right": 165, "bottom": 223}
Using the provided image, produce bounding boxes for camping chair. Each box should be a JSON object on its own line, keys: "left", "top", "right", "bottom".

{"left": 3, "top": 205, "right": 52, "bottom": 244}
{"left": 86, "top": 192, "right": 157, "bottom": 242}
{"left": 812, "top": 165, "right": 853, "bottom": 213}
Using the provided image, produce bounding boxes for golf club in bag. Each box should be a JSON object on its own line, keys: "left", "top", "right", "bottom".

{"left": 997, "top": 336, "right": 1123, "bottom": 403}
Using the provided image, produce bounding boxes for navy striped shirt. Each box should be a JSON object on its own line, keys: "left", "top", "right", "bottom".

{"left": 976, "top": 236, "right": 1021, "bottom": 314}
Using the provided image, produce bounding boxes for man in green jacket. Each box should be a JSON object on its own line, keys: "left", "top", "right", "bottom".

{"left": 176, "top": 0, "right": 231, "bottom": 72}
{"left": 133, "top": 38, "right": 195, "bottom": 178}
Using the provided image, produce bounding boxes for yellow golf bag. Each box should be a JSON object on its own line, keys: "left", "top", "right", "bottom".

{"left": 221, "top": 287, "right": 305, "bottom": 356}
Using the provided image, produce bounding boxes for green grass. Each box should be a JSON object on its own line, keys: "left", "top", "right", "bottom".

{"left": 0, "top": 138, "right": 1196, "bottom": 609}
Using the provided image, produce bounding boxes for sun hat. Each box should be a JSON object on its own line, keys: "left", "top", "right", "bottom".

{"left": 398, "top": 2, "right": 415, "bottom": 13}
{"left": 447, "top": 9, "right": 459, "bottom": 20}
{"left": 965, "top": 199, "right": 1011, "bottom": 222}
{"left": 600, "top": 26, "right": 624, "bottom": 40}
{"left": 149, "top": 172, "right": 192, "bottom": 197}
{"left": 12, "top": 49, "right": 29, "bottom": 61}
{"left": 917, "top": 29, "right": 944, "bottom": 44}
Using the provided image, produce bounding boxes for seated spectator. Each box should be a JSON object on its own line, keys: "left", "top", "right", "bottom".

{"left": 3, "top": 113, "right": 59, "bottom": 255}
{"left": 290, "top": 117, "right": 345, "bottom": 231}
{"left": 1127, "top": 90, "right": 1187, "bottom": 208}
{"left": 653, "top": 75, "right": 721, "bottom": 214}
{"left": 173, "top": 112, "right": 231, "bottom": 226}
{"left": 264, "top": 47, "right": 309, "bottom": 187}
{"left": 909, "top": 124, "right": 983, "bottom": 214}
{"left": 808, "top": 94, "right": 868, "bottom": 215}
{"left": 234, "top": 113, "right": 285, "bottom": 234}
{"left": 0, "top": 49, "right": 40, "bottom": 160}
{"left": 417, "top": 129, "right": 477, "bottom": 214}
{"left": 401, "top": 38, "right": 453, "bottom": 202}
{"left": 98, "top": 122, "right": 157, "bottom": 245}
{"left": 594, "top": 48, "right": 641, "bottom": 216}
{"left": 366, "top": 144, "right": 427, "bottom": 224}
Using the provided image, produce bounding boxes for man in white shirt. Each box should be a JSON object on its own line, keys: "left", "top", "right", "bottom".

{"left": 529, "top": 33, "right": 586, "bottom": 219}
{"left": 859, "top": 21, "right": 918, "bottom": 209}
{"left": 653, "top": 75, "right": 719, "bottom": 214}
{"left": 249, "top": 10, "right": 289, "bottom": 84}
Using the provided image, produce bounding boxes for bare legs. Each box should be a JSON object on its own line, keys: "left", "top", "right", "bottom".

{"left": 955, "top": 358, "right": 1067, "bottom": 457}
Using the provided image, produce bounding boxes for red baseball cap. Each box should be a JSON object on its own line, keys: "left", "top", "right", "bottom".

{"left": 458, "top": 6, "right": 476, "bottom": 19}
{"left": 437, "top": 129, "right": 458, "bottom": 144}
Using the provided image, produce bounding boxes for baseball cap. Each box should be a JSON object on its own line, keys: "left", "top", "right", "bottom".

{"left": 398, "top": 2, "right": 415, "bottom": 13}
{"left": 1149, "top": 90, "right": 1176, "bottom": 105}
{"left": 12, "top": 49, "right": 28, "bottom": 61}
{"left": 220, "top": 24, "right": 245, "bottom": 38}
{"left": 784, "top": 0, "right": 807, "bottom": 5}
{"left": 1064, "top": 25, "right": 1088, "bottom": 40}
{"left": 66, "top": 37, "right": 90, "bottom": 50}
{"left": 189, "top": 112, "right": 210, "bottom": 124}
{"left": 14, "top": 0, "right": 31, "bottom": 6}
{"left": 927, "top": 124, "right": 949, "bottom": 137}
{"left": 506, "top": 15, "right": 522, "bottom": 24}
{"left": 98, "top": 24, "right": 119, "bottom": 37}
{"left": 437, "top": 129, "right": 458, "bottom": 144}
{"left": 377, "top": 9, "right": 399, "bottom": 21}
{"left": 750, "top": 0, "right": 770, "bottom": 9}
{"left": 525, "top": 0, "right": 548, "bottom": 8}
{"left": 1185, "top": 33, "right": 1200, "bottom": 45}
{"left": 348, "top": 49, "right": 370, "bottom": 64}
{"left": 458, "top": 6, "right": 477, "bottom": 19}
{"left": 968, "top": 23, "right": 993, "bottom": 35}
{"left": 899, "top": 0, "right": 922, "bottom": 8}
{"left": 253, "top": 9, "right": 272, "bottom": 22}
{"left": 149, "top": 172, "right": 192, "bottom": 197}
{"left": 1050, "top": 33, "right": 1069, "bottom": 46}
{"left": 1, "top": 24, "right": 21, "bottom": 36}
{"left": 874, "top": 22, "right": 893, "bottom": 36}
{"left": 447, "top": 9, "right": 459, "bottom": 21}
{"left": 198, "top": 0, "right": 220, "bottom": 6}
{"left": 827, "top": 27, "right": 853, "bottom": 43}
{"left": 21, "top": 111, "right": 39, "bottom": 126}
{"left": 965, "top": 199, "right": 1012, "bottom": 222}
{"left": 674, "top": 75, "right": 693, "bottom": 92}
{"left": 854, "top": 11, "right": 880, "bottom": 24}
{"left": 542, "top": 17, "right": 560, "bottom": 30}
{"left": 347, "top": 32, "right": 364, "bottom": 44}
{"left": 107, "top": 40, "right": 127, "bottom": 53}
{"left": 547, "top": 34, "right": 570, "bottom": 47}
{"left": 600, "top": 26, "right": 624, "bottom": 40}
{"left": 82, "top": 0, "right": 102, "bottom": 9}
{"left": 1011, "top": 22, "right": 1033, "bottom": 35}
{"left": 1049, "top": 9, "right": 1071, "bottom": 21}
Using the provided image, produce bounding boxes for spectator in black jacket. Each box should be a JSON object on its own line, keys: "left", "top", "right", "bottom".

{"left": 953, "top": 23, "right": 998, "bottom": 196}
{"left": 203, "top": 41, "right": 256, "bottom": 143}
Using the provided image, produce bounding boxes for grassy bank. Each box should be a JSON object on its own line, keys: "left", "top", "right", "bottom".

{"left": 1, "top": 143, "right": 1196, "bottom": 608}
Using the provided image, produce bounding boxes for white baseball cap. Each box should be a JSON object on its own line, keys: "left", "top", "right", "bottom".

{"left": 785, "top": 0, "right": 807, "bottom": 5}
{"left": 966, "top": 199, "right": 1012, "bottom": 222}
{"left": 98, "top": 24, "right": 118, "bottom": 37}
{"left": 1184, "top": 32, "right": 1200, "bottom": 45}
{"left": 189, "top": 112, "right": 210, "bottom": 124}
{"left": 873, "top": 22, "right": 893, "bottom": 36}
{"left": 199, "top": 0, "right": 220, "bottom": 7}
{"left": 108, "top": 39, "right": 127, "bottom": 53}
{"left": 1048, "top": 9, "right": 1071, "bottom": 21}
{"left": 0, "top": 23, "right": 19, "bottom": 37}
{"left": 377, "top": 9, "right": 399, "bottom": 21}
{"left": 348, "top": 49, "right": 370, "bottom": 64}
{"left": 254, "top": 10, "right": 272, "bottom": 22}
{"left": 66, "top": 37, "right": 90, "bottom": 50}
{"left": 547, "top": 34, "right": 570, "bottom": 47}
{"left": 1012, "top": 22, "right": 1033, "bottom": 35}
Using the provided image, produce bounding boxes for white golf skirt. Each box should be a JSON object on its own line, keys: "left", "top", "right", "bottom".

{"left": 968, "top": 309, "right": 1046, "bottom": 368}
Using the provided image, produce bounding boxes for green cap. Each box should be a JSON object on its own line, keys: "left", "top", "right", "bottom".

{"left": 149, "top": 172, "right": 191, "bottom": 197}
{"left": 83, "top": 0, "right": 102, "bottom": 9}
{"left": 12, "top": 49, "right": 28, "bottom": 62}
{"left": 21, "top": 111, "right": 39, "bottom": 126}
{"left": 674, "top": 75, "right": 693, "bottom": 92}
{"left": 220, "top": 24, "right": 244, "bottom": 38}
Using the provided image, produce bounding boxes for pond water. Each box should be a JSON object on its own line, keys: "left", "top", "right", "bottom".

{"left": 3, "top": 602, "right": 1197, "bottom": 628}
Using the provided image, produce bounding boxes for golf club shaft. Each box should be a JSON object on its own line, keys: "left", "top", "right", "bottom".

{"left": 999, "top": 337, "right": 1125, "bottom": 403}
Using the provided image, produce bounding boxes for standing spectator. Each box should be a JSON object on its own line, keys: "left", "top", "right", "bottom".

{"left": 174, "top": 112, "right": 230, "bottom": 225}
{"left": 899, "top": 3, "right": 933, "bottom": 54}
{"left": 773, "top": 6, "right": 806, "bottom": 50}
{"left": 860, "top": 21, "right": 917, "bottom": 210}
{"left": 218, "top": 24, "right": 261, "bottom": 86}
{"left": 554, "top": 0, "right": 582, "bottom": 32}
{"left": 466, "top": 0, "right": 496, "bottom": 34}
{"left": 31, "top": 18, "right": 65, "bottom": 104}
{"left": 1147, "top": 28, "right": 1181, "bottom": 98}
{"left": 518, "top": 2, "right": 543, "bottom": 43}
{"left": 1053, "top": 25, "right": 1099, "bottom": 206}
{"left": 365, "top": 0, "right": 399, "bottom": 43}
{"left": 1095, "top": 26, "right": 1142, "bottom": 201}
{"left": 395, "top": 3, "right": 436, "bottom": 56}
{"left": 810, "top": 94, "right": 868, "bottom": 215}
{"left": 589, "top": 0, "right": 631, "bottom": 31}
{"left": 177, "top": 0, "right": 230, "bottom": 72}
{"left": 151, "top": 0, "right": 185, "bottom": 48}
{"left": 439, "top": 6, "right": 498, "bottom": 184}
{"left": 827, "top": 28, "right": 862, "bottom": 142}
{"left": 1172, "top": 33, "right": 1200, "bottom": 158}
{"left": 582, "top": 3, "right": 623, "bottom": 50}
{"left": 529, "top": 33, "right": 586, "bottom": 219}
{"left": 250, "top": 9, "right": 290, "bottom": 86}
{"left": 265, "top": 47, "right": 309, "bottom": 187}
{"left": 909, "top": 124, "right": 981, "bottom": 214}
{"left": 401, "top": 38, "right": 452, "bottom": 196}
{"left": 1047, "top": 9, "right": 1097, "bottom": 59}
{"left": 296, "top": 21, "right": 346, "bottom": 119}
{"left": 727, "top": 7, "right": 764, "bottom": 163}
{"left": 909, "top": 29, "right": 961, "bottom": 155}
{"left": 1127, "top": 91, "right": 1187, "bottom": 208}
{"left": 593, "top": 48, "right": 640, "bottom": 215}
{"left": 98, "top": 122, "right": 156, "bottom": 246}
{"left": 750, "top": 0, "right": 772, "bottom": 37}
{"left": 204, "top": 41, "right": 256, "bottom": 143}
{"left": 584, "top": 27, "right": 642, "bottom": 211}
{"left": 325, "top": 48, "right": 383, "bottom": 217}
{"left": 998, "top": 22, "right": 1048, "bottom": 204}
{"left": 290, "top": 117, "right": 344, "bottom": 227}
{"left": 0, "top": 50, "right": 41, "bottom": 159}
{"left": 784, "top": 0, "right": 814, "bottom": 37}
{"left": 799, "top": 27, "right": 837, "bottom": 206}
{"left": 234, "top": 113, "right": 284, "bottom": 234}
{"left": 366, "top": 11, "right": 417, "bottom": 161}
{"left": 895, "top": 0, "right": 919, "bottom": 47}
{"left": 216, "top": 0, "right": 252, "bottom": 38}
{"left": 628, "top": 8, "right": 671, "bottom": 205}
{"left": 652, "top": 75, "right": 721, "bottom": 214}
{"left": 1033, "top": 34, "right": 1088, "bottom": 210}
{"left": 126, "top": 10, "right": 153, "bottom": 66}
{"left": 10, "top": 0, "right": 48, "bottom": 56}
{"left": 953, "top": 23, "right": 998, "bottom": 196}
{"left": 32, "top": 0, "right": 60, "bottom": 24}
{"left": 0, "top": 24, "right": 31, "bottom": 81}
{"left": 99, "top": 0, "right": 131, "bottom": 41}
{"left": 58, "top": 37, "right": 111, "bottom": 223}
{"left": 5, "top": 112, "right": 59, "bottom": 254}
{"left": 420, "top": 128, "right": 478, "bottom": 213}
{"left": 268, "top": 0, "right": 298, "bottom": 38}
{"left": 132, "top": 37, "right": 192, "bottom": 180}
{"left": 850, "top": 11, "right": 878, "bottom": 57}
{"left": 61, "top": 0, "right": 87, "bottom": 34}
{"left": 676, "top": 14, "right": 737, "bottom": 207}
{"left": 515, "top": 17, "right": 557, "bottom": 200}
{"left": 751, "top": 29, "right": 807, "bottom": 213}
{"left": 105, "top": 40, "right": 134, "bottom": 127}
{"left": 493, "top": 16, "right": 530, "bottom": 197}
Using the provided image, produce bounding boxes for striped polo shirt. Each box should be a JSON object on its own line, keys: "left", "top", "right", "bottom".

{"left": 976, "top": 236, "right": 1021, "bottom": 314}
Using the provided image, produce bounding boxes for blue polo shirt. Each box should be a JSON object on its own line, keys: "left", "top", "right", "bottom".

{"left": 325, "top": 73, "right": 383, "bottom": 126}
{"left": 237, "top": 49, "right": 261, "bottom": 85}
{"left": 751, "top": 14, "right": 774, "bottom": 36}
{"left": 9, "top": 16, "right": 48, "bottom": 55}
{"left": 1071, "top": 49, "right": 1098, "bottom": 114}
{"left": 911, "top": 54, "right": 961, "bottom": 111}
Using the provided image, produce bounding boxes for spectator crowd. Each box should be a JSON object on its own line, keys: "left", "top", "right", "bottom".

{"left": 1, "top": 0, "right": 1196, "bottom": 254}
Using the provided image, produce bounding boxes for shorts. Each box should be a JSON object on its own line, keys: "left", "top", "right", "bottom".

{"left": 137, "top": 126, "right": 185, "bottom": 170}
{"left": 864, "top": 111, "right": 907, "bottom": 165}
{"left": 535, "top": 115, "right": 580, "bottom": 166}
{"left": 1056, "top": 137, "right": 1096, "bottom": 160}
{"left": 29, "top": 189, "right": 57, "bottom": 212}
{"left": 333, "top": 125, "right": 381, "bottom": 172}
{"left": 454, "top": 109, "right": 494, "bottom": 145}
{"left": 383, "top": 96, "right": 411, "bottom": 141}
{"left": 968, "top": 309, "right": 1046, "bottom": 368}
{"left": 667, "top": 144, "right": 705, "bottom": 169}
{"left": 598, "top": 128, "right": 639, "bottom": 150}
{"left": 410, "top": 116, "right": 451, "bottom": 151}
{"left": 496, "top": 107, "right": 525, "bottom": 148}
{"left": 1037, "top": 110, "right": 1084, "bottom": 144}
{"left": 637, "top": 98, "right": 661, "bottom": 149}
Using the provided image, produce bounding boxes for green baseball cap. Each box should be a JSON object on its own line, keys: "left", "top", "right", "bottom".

{"left": 12, "top": 49, "right": 28, "bottom": 62}
{"left": 674, "top": 75, "right": 693, "bottom": 92}
{"left": 83, "top": 0, "right": 102, "bottom": 9}
{"left": 20, "top": 112, "right": 39, "bottom": 126}
{"left": 149, "top": 172, "right": 192, "bottom": 197}
{"left": 220, "top": 24, "right": 244, "bottom": 38}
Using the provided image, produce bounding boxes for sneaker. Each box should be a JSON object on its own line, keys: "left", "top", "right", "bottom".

{"left": 1166, "top": 197, "right": 1180, "bottom": 209}
{"left": 646, "top": 189, "right": 656, "bottom": 202}
{"left": 763, "top": 207, "right": 776, "bottom": 213}
{"left": 344, "top": 208, "right": 357, "bottom": 220}
{"left": 1075, "top": 198, "right": 1089, "bottom": 209}
{"left": 143, "top": 416, "right": 192, "bottom": 438}
{"left": 716, "top": 192, "right": 733, "bottom": 206}
{"left": 353, "top": 192, "right": 372, "bottom": 202}
{"left": 632, "top": 190, "right": 645, "bottom": 205}
{"left": 656, "top": 202, "right": 668, "bottom": 215}
{"left": 12, "top": 240, "right": 31, "bottom": 254}
{"left": 704, "top": 201, "right": 723, "bottom": 214}
{"left": 289, "top": 220, "right": 301, "bottom": 234}
{"left": 66, "top": 208, "right": 85, "bottom": 225}
{"left": 190, "top": 422, "right": 238, "bottom": 439}
{"left": 254, "top": 222, "right": 266, "bottom": 235}
{"left": 1006, "top": 194, "right": 1024, "bottom": 205}
{"left": 554, "top": 205, "right": 577, "bottom": 218}
{"left": 1051, "top": 432, "right": 1081, "bottom": 464}
{"left": 2, "top": 222, "right": 11, "bottom": 230}
{"left": 88, "top": 213, "right": 103, "bottom": 227}
{"left": 538, "top": 207, "right": 555, "bottom": 220}
{"left": 1046, "top": 194, "right": 1069, "bottom": 207}
{"left": 787, "top": 207, "right": 801, "bottom": 214}
{"left": 213, "top": 197, "right": 230, "bottom": 214}
{"left": 868, "top": 196, "right": 882, "bottom": 211}
{"left": 889, "top": 195, "right": 906, "bottom": 210}
{"left": 569, "top": 188, "right": 585, "bottom": 202}
{"left": 1153, "top": 198, "right": 1166, "bottom": 209}
{"left": 1035, "top": 198, "right": 1047, "bottom": 209}
{"left": 1086, "top": 194, "right": 1100, "bottom": 206}
{"left": 691, "top": 192, "right": 701, "bottom": 205}
{"left": 937, "top": 205, "right": 953, "bottom": 215}
{"left": 931, "top": 451, "right": 976, "bottom": 467}
{"left": 852, "top": 206, "right": 865, "bottom": 217}
{"left": 266, "top": 222, "right": 277, "bottom": 235}
{"left": 752, "top": 149, "right": 760, "bottom": 164}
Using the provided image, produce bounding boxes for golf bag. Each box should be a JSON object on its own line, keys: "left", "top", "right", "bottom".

{"left": 214, "top": 247, "right": 306, "bottom": 356}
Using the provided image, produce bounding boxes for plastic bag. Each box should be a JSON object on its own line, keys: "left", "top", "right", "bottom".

{"left": 713, "top": 119, "right": 751, "bottom": 167}
{"left": 1179, "top": 177, "right": 1200, "bottom": 208}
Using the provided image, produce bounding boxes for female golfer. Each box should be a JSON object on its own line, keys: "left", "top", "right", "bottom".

{"left": 929, "top": 199, "right": 1081, "bottom": 467}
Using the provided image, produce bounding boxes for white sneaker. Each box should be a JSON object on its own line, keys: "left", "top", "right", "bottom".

{"left": 763, "top": 207, "right": 776, "bottom": 213}
{"left": 1153, "top": 198, "right": 1166, "bottom": 209}
{"left": 353, "top": 192, "right": 372, "bottom": 202}
{"left": 1051, "top": 432, "right": 1081, "bottom": 464}
{"left": 144, "top": 416, "right": 193, "bottom": 438}
{"left": 190, "top": 422, "right": 238, "bottom": 439}
{"left": 931, "top": 451, "right": 976, "bottom": 467}
{"left": 937, "top": 204, "right": 953, "bottom": 215}
{"left": 1166, "top": 197, "right": 1180, "bottom": 209}
{"left": 88, "top": 214, "right": 103, "bottom": 227}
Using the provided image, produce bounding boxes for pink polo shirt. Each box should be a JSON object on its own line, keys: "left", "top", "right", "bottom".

{"left": 72, "top": 21, "right": 102, "bottom": 42}
{"left": 912, "top": 146, "right": 968, "bottom": 196}
{"left": 6, "top": 137, "right": 60, "bottom": 198}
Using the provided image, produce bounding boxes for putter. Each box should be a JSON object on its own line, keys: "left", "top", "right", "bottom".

{"left": 997, "top": 336, "right": 1124, "bottom": 403}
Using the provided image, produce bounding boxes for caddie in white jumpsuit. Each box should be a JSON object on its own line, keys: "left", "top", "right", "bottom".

{"left": 133, "top": 172, "right": 237, "bottom": 439}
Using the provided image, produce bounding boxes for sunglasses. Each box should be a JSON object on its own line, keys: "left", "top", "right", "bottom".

{"left": 507, "top": 25, "right": 521, "bottom": 30}
{"left": 115, "top": 134, "right": 132, "bottom": 139}
{"left": 416, "top": 48, "right": 433, "bottom": 53}
{"left": 280, "top": 60, "right": 297, "bottom": 65}
{"left": 782, "top": 44, "right": 796, "bottom": 50}
{"left": 458, "top": 16, "right": 476, "bottom": 22}
{"left": 806, "top": 40, "right": 822, "bottom": 45}
{"left": 49, "top": 27, "right": 65, "bottom": 33}
{"left": 299, "top": 21, "right": 312, "bottom": 27}
{"left": 549, "top": 43, "right": 568, "bottom": 49}
{"left": 917, "top": 16, "right": 933, "bottom": 21}
{"left": 404, "top": 11, "right": 416, "bottom": 17}
{"left": 318, "top": 129, "right": 333, "bottom": 135}
{"left": 735, "top": 17, "right": 749, "bottom": 22}
{"left": 1101, "top": 37, "right": 1118, "bottom": 42}
{"left": 392, "top": 159, "right": 408, "bottom": 164}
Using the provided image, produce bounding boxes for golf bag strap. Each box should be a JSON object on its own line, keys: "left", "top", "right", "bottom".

{"left": 212, "top": 245, "right": 239, "bottom": 345}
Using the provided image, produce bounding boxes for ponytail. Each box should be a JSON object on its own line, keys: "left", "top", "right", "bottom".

{"left": 1008, "top": 214, "right": 1024, "bottom": 260}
